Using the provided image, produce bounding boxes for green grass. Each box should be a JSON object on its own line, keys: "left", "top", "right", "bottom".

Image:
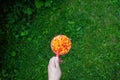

{"left": 1, "top": 0, "right": 120, "bottom": 80}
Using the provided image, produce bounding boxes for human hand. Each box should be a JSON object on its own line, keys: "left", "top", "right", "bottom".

{"left": 48, "top": 56, "right": 61, "bottom": 80}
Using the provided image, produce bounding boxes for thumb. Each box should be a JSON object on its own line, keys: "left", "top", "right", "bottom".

{"left": 55, "top": 57, "right": 60, "bottom": 68}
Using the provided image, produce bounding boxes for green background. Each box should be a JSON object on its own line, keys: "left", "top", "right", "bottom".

{"left": 0, "top": 0, "right": 120, "bottom": 80}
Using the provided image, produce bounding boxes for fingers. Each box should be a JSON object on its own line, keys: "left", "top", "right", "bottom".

{"left": 49, "top": 56, "right": 60, "bottom": 68}
{"left": 49, "top": 56, "right": 55, "bottom": 68}
{"left": 59, "top": 58, "right": 63, "bottom": 64}
{"left": 54, "top": 57, "right": 60, "bottom": 68}
{"left": 48, "top": 56, "right": 63, "bottom": 71}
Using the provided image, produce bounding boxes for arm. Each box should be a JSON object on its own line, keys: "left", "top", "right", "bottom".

{"left": 48, "top": 56, "right": 61, "bottom": 80}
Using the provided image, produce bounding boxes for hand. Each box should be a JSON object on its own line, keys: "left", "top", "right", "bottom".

{"left": 48, "top": 56, "right": 61, "bottom": 80}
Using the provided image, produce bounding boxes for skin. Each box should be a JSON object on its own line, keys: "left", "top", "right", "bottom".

{"left": 48, "top": 56, "right": 62, "bottom": 80}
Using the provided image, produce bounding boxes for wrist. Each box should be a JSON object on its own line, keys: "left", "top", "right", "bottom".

{"left": 49, "top": 78, "right": 60, "bottom": 80}
{"left": 49, "top": 79, "right": 59, "bottom": 80}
